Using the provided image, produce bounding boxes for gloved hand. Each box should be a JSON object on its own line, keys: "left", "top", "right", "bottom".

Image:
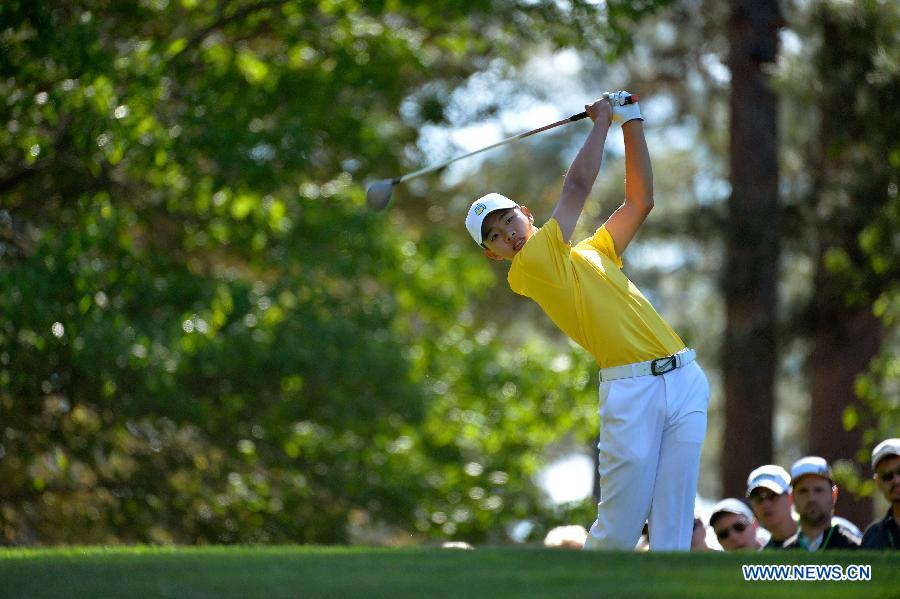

{"left": 603, "top": 91, "right": 643, "bottom": 124}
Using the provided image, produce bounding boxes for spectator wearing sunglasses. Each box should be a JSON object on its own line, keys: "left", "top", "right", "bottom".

{"left": 861, "top": 438, "right": 900, "bottom": 550}
{"left": 783, "top": 456, "right": 860, "bottom": 551}
{"left": 746, "top": 465, "right": 795, "bottom": 549}
{"left": 709, "top": 498, "right": 762, "bottom": 551}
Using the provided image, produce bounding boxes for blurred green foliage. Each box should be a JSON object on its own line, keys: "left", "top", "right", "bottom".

{"left": 0, "top": 0, "right": 667, "bottom": 544}
{"left": 806, "top": 0, "right": 900, "bottom": 477}
{"left": 774, "top": 0, "right": 899, "bottom": 499}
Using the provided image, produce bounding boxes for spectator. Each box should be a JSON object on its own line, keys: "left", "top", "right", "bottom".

{"left": 861, "top": 438, "right": 900, "bottom": 550}
{"left": 543, "top": 525, "right": 588, "bottom": 549}
{"left": 831, "top": 515, "right": 863, "bottom": 539}
{"left": 746, "top": 463, "right": 863, "bottom": 548}
{"left": 635, "top": 521, "right": 650, "bottom": 552}
{"left": 783, "top": 456, "right": 860, "bottom": 551}
{"left": 441, "top": 541, "right": 474, "bottom": 550}
{"left": 746, "top": 464, "right": 795, "bottom": 549}
{"left": 709, "top": 498, "right": 762, "bottom": 551}
{"left": 691, "top": 515, "right": 711, "bottom": 551}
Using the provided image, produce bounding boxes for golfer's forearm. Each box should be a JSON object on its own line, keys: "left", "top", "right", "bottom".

{"left": 623, "top": 120, "right": 653, "bottom": 212}
{"left": 563, "top": 120, "right": 609, "bottom": 195}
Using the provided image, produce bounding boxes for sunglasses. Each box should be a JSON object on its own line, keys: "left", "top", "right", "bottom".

{"left": 749, "top": 491, "right": 782, "bottom": 503}
{"left": 714, "top": 520, "right": 749, "bottom": 541}
{"left": 878, "top": 465, "right": 900, "bottom": 483}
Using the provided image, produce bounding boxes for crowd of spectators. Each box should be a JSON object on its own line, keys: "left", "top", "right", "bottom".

{"left": 537, "top": 437, "right": 899, "bottom": 552}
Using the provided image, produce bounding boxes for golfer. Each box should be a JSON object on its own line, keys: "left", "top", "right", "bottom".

{"left": 464, "top": 92, "right": 710, "bottom": 551}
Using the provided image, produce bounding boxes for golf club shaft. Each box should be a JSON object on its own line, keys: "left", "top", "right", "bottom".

{"left": 393, "top": 111, "right": 590, "bottom": 185}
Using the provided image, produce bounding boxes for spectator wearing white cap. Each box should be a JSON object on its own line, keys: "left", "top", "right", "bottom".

{"left": 746, "top": 465, "right": 795, "bottom": 549}
{"left": 709, "top": 498, "right": 762, "bottom": 551}
{"left": 861, "top": 438, "right": 900, "bottom": 550}
{"left": 746, "top": 463, "right": 862, "bottom": 549}
{"left": 782, "top": 456, "right": 860, "bottom": 551}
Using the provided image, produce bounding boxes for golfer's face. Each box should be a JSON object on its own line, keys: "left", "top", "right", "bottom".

{"left": 482, "top": 207, "right": 533, "bottom": 260}
{"left": 792, "top": 475, "right": 834, "bottom": 527}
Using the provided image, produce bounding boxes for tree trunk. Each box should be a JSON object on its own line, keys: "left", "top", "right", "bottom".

{"left": 808, "top": 302, "right": 880, "bottom": 528}
{"left": 802, "top": 2, "right": 890, "bottom": 532}
{"left": 721, "top": 0, "right": 783, "bottom": 498}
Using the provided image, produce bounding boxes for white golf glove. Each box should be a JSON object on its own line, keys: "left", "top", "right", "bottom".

{"left": 603, "top": 91, "right": 643, "bottom": 124}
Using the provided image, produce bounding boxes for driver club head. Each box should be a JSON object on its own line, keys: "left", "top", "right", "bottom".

{"left": 366, "top": 180, "right": 395, "bottom": 210}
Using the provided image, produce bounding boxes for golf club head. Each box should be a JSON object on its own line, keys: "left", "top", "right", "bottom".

{"left": 366, "top": 180, "right": 394, "bottom": 210}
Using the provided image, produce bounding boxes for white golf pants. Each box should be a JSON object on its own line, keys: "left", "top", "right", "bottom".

{"left": 584, "top": 360, "right": 709, "bottom": 551}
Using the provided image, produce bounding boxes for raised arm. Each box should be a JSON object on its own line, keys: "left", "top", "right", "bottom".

{"left": 551, "top": 98, "right": 612, "bottom": 243}
{"left": 602, "top": 118, "right": 653, "bottom": 255}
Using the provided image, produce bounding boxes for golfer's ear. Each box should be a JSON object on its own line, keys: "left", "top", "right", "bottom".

{"left": 520, "top": 205, "right": 534, "bottom": 223}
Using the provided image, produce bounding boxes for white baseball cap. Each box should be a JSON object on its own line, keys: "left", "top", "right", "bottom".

{"left": 709, "top": 498, "right": 755, "bottom": 527}
{"left": 871, "top": 438, "right": 900, "bottom": 470}
{"left": 465, "top": 193, "right": 517, "bottom": 246}
{"left": 790, "top": 456, "right": 833, "bottom": 484}
{"left": 746, "top": 464, "right": 791, "bottom": 496}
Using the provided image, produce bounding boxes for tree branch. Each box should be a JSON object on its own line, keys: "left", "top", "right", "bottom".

{"left": 168, "top": 0, "right": 290, "bottom": 65}
{"left": 0, "top": 115, "right": 72, "bottom": 195}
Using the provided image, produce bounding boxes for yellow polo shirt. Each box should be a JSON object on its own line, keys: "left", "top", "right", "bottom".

{"left": 507, "top": 219, "right": 685, "bottom": 368}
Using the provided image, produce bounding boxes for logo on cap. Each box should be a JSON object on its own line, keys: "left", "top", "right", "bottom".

{"left": 474, "top": 203, "right": 486, "bottom": 216}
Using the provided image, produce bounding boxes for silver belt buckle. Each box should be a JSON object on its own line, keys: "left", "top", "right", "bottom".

{"left": 650, "top": 355, "right": 677, "bottom": 376}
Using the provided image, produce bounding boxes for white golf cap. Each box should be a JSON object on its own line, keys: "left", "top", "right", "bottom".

{"left": 465, "top": 193, "right": 517, "bottom": 246}
{"left": 790, "top": 456, "right": 833, "bottom": 484}
{"left": 746, "top": 464, "right": 791, "bottom": 496}
{"left": 871, "top": 438, "right": 900, "bottom": 470}
{"left": 709, "top": 498, "right": 755, "bottom": 527}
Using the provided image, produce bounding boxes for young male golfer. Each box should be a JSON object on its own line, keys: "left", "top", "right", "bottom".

{"left": 465, "top": 92, "right": 710, "bottom": 551}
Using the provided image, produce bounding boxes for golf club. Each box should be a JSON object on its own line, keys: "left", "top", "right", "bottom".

{"left": 366, "top": 95, "right": 638, "bottom": 210}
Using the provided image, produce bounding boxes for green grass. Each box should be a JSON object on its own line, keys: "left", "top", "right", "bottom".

{"left": 0, "top": 545, "right": 897, "bottom": 598}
